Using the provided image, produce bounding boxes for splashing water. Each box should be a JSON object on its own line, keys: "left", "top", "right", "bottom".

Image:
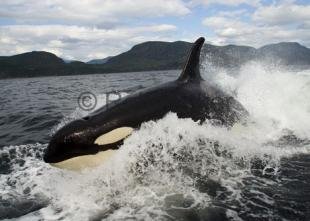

{"left": 212, "top": 62, "right": 310, "bottom": 139}
{"left": 0, "top": 66, "right": 310, "bottom": 220}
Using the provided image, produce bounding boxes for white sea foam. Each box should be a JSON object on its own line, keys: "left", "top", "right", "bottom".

{"left": 210, "top": 61, "right": 310, "bottom": 139}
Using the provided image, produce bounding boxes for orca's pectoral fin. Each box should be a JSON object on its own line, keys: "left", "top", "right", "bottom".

{"left": 178, "top": 37, "right": 205, "bottom": 82}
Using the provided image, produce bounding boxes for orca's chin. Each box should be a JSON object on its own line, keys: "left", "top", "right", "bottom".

{"left": 43, "top": 143, "right": 100, "bottom": 164}
{"left": 50, "top": 149, "right": 117, "bottom": 171}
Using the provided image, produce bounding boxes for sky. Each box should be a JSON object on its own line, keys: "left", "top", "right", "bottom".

{"left": 0, "top": 0, "right": 309, "bottom": 61}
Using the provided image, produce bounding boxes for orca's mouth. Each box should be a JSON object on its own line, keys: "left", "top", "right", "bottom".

{"left": 43, "top": 142, "right": 120, "bottom": 171}
{"left": 43, "top": 143, "right": 99, "bottom": 163}
{"left": 44, "top": 127, "right": 134, "bottom": 168}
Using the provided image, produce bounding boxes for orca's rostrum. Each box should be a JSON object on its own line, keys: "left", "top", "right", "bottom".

{"left": 44, "top": 37, "right": 248, "bottom": 170}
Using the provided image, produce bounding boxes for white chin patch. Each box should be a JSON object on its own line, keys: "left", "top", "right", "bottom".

{"left": 51, "top": 149, "right": 116, "bottom": 171}
{"left": 94, "top": 127, "right": 133, "bottom": 145}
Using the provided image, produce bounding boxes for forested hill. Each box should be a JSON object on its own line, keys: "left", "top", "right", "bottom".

{"left": 0, "top": 40, "right": 309, "bottom": 79}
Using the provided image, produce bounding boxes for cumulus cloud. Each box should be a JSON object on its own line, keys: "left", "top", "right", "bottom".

{"left": 1, "top": 0, "right": 309, "bottom": 61}
{"left": 0, "top": 0, "right": 189, "bottom": 60}
{"left": 0, "top": 24, "right": 178, "bottom": 61}
{"left": 253, "top": 1, "right": 310, "bottom": 26}
{"left": 202, "top": 1, "right": 310, "bottom": 47}
{"left": 0, "top": 0, "right": 190, "bottom": 26}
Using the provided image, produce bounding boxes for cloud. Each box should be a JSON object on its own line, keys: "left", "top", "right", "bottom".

{"left": 203, "top": 16, "right": 245, "bottom": 30}
{"left": 0, "top": 0, "right": 190, "bottom": 26}
{"left": 217, "top": 9, "right": 249, "bottom": 17}
{"left": 253, "top": 1, "right": 310, "bottom": 26}
{"left": 1, "top": 0, "right": 309, "bottom": 61}
{"left": 202, "top": 1, "right": 310, "bottom": 48}
{"left": 203, "top": 15, "right": 310, "bottom": 47}
{"left": 0, "top": 24, "right": 178, "bottom": 61}
{"left": 189, "top": 0, "right": 259, "bottom": 7}
{"left": 0, "top": 1, "right": 187, "bottom": 60}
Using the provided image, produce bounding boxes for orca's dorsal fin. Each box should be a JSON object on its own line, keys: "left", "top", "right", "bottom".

{"left": 178, "top": 37, "right": 205, "bottom": 82}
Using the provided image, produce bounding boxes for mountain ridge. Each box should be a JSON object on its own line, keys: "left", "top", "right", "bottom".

{"left": 0, "top": 40, "right": 309, "bottom": 79}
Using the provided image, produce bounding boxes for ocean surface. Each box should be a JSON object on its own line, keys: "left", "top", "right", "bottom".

{"left": 0, "top": 62, "right": 310, "bottom": 220}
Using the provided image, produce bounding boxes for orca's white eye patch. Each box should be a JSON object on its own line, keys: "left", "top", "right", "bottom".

{"left": 94, "top": 127, "right": 133, "bottom": 145}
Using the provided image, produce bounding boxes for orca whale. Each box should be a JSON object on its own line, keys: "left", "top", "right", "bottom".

{"left": 43, "top": 37, "right": 248, "bottom": 170}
